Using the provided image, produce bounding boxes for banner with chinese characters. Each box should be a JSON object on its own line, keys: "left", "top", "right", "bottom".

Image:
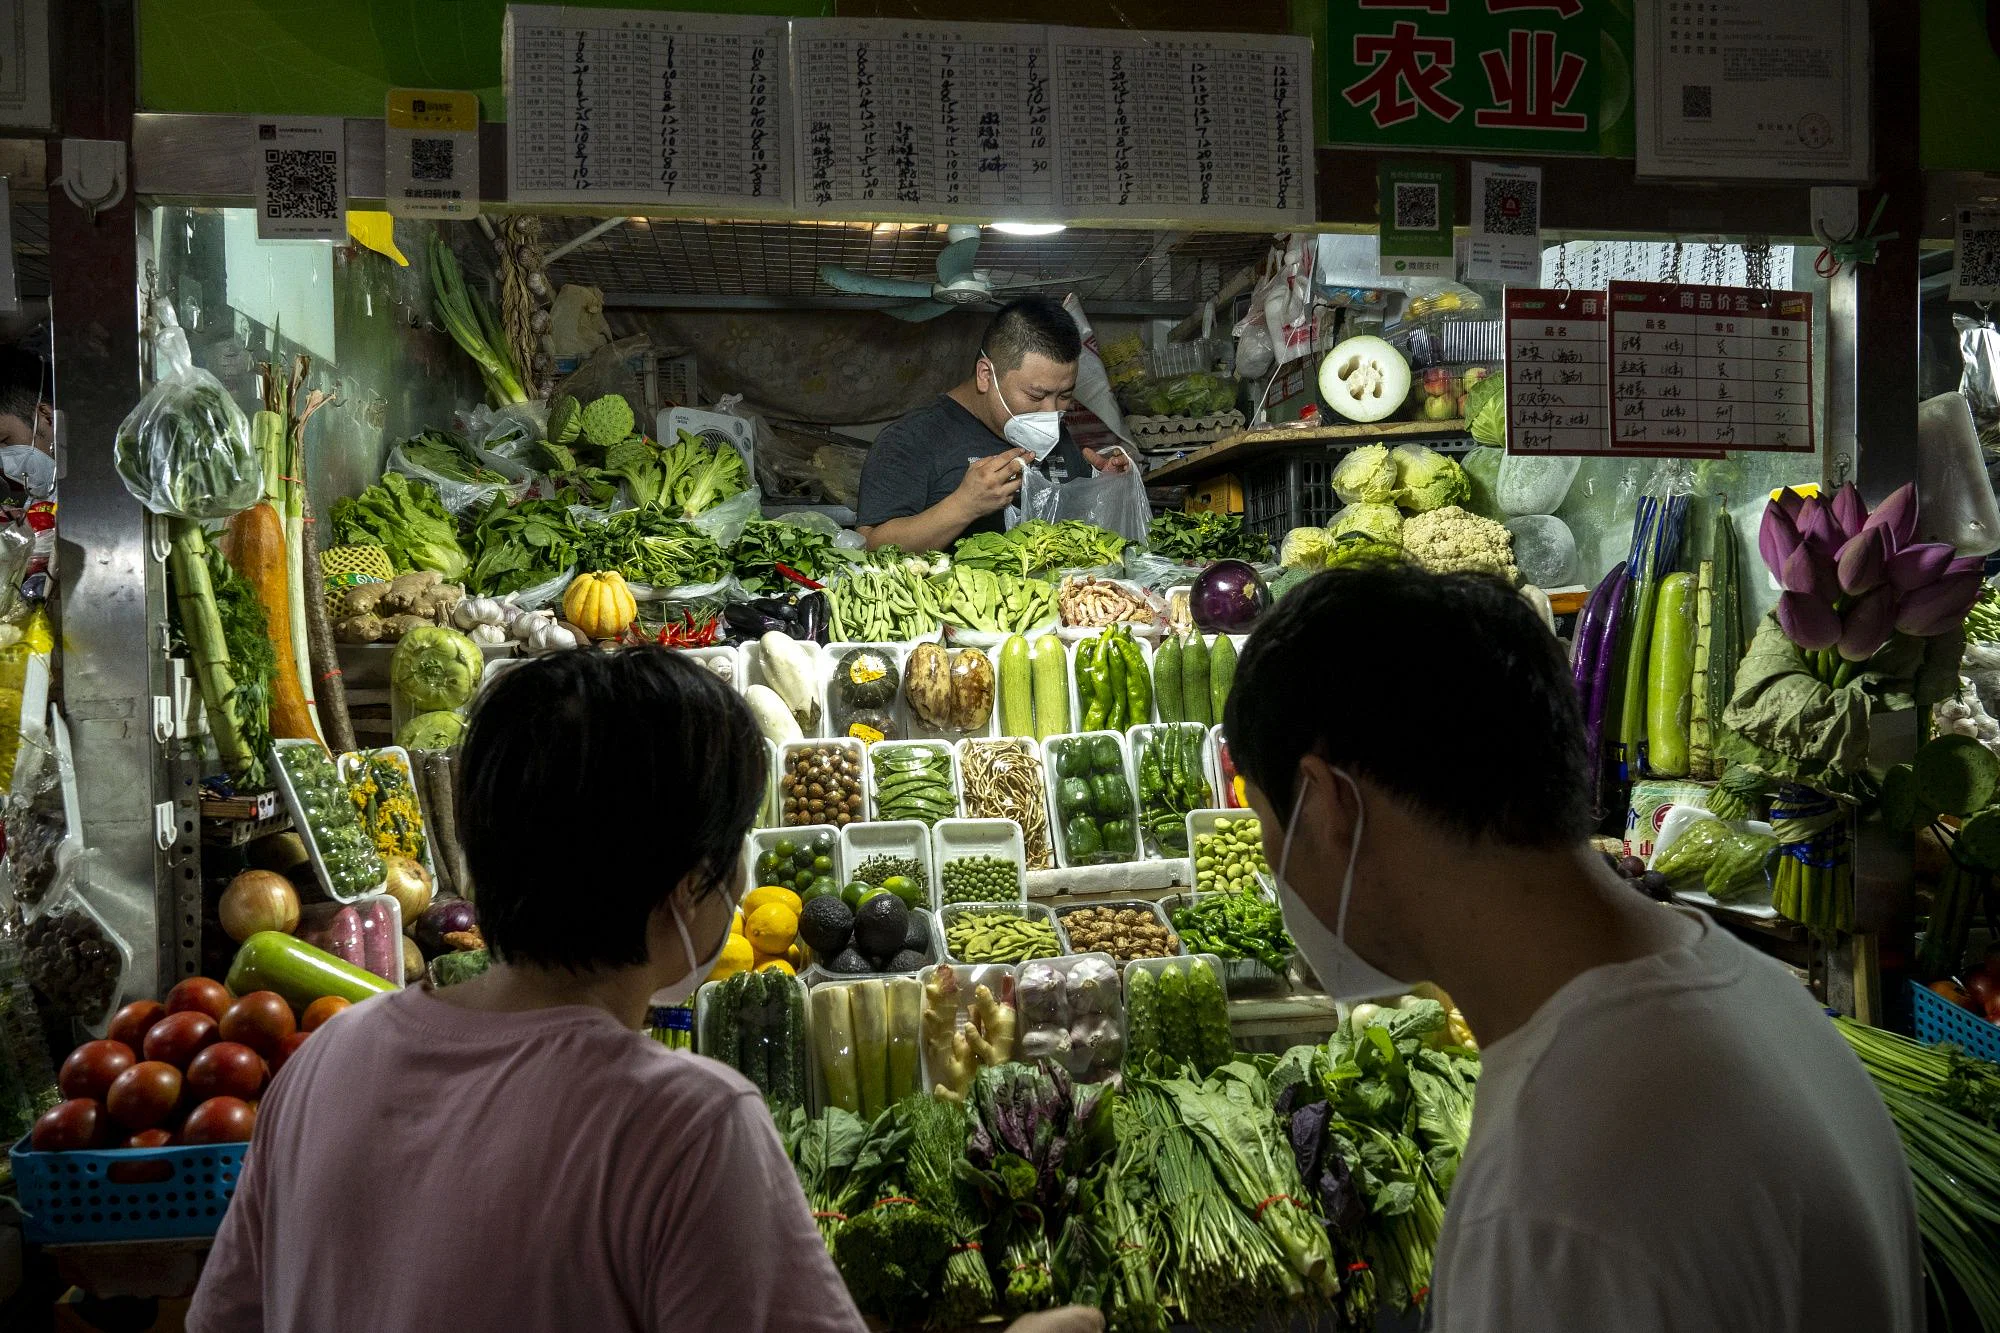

{"left": 1327, "top": 0, "right": 1602, "bottom": 154}
{"left": 1608, "top": 282, "right": 1815, "bottom": 454}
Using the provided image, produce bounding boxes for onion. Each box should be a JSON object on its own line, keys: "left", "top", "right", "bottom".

{"left": 218, "top": 871, "right": 301, "bottom": 942}
{"left": 414, "top": 897, "right": 479, "bottom": 957}
{"left": 382, "top": 856, "right": 435, "bottom": 923}
{"left": 1190, "top": 560, "right": 1271, "bottom": 633}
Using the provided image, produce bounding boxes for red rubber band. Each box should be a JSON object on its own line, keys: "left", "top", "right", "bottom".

{"left": 1254, "top": 1194, "right": 1304, "bottom": 1216}
{"left": 1346, "top": 1262, "right": 1371, "bottom": 1273}
{"left": 812, "top": 1210, "right": 848, "bottom": 1222}
{"left": 951, "top": 1242, "right": 983, "bottom": 1253}
{"left": 870, "top": 1196, "right": 919, "bottom": 1210}
{"left": 1414, "top": 1286, "right": 1430, "bottom": 1305}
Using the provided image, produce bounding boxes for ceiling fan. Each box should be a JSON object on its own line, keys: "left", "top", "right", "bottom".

{"left": 818, "top": 224, "right": 1098, "bottom": 322}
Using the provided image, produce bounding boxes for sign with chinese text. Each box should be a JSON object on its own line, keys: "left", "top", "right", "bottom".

{"left": 253, "top": 117, "right": 347, "bottom": 241}
{"left": 1608, "top": 282, "right": 1815, "bottom": 454}
{"left": 1505, "top": 288, "right": 1610, "bottom": 456}
{"left": 504, "top": 6, "right": 790, "bottom": 207}
{"left": 1379, "top": 160, "right": 1455, "bottom": 277}
{"left": 1329, "top": 0, "right": 1598, "bottom": 154}
{"left": 1464, "top": 160, "right": 1540, "bottom": 281}
{"left": 384, "top": 89, "right": 480, "bottom": 219}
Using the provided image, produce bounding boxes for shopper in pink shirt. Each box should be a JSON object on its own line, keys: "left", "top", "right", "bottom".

{"left": 189, "top": 647, "right": 1100, "bottom": 1333}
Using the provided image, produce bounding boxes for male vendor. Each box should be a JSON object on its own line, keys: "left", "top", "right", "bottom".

{"left": 856, "top": 296, "right": 1129, "bottom": 552}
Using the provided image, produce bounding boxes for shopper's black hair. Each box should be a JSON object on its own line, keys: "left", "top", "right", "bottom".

{"left": 457, "top": 646, "right": 763, "bottom": 971}
{"left": 982, "top": 295, "right": 1082, "bottom": 374}
{"left": 0, "top": 348, "right": 46, "bottom": 423}
{"left": 1225, "top": 566, "right": 1593, "bottom": 849}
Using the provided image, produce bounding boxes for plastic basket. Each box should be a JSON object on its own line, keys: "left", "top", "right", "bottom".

{"left": 9, "top": 1135, "right": 246, "bottom": 1242}
{"left": 1241, "top": 452, "right": 1340, "bottom": 549}
{"left": 1910, "top": 979, "right": 2000, "bottom": 1064}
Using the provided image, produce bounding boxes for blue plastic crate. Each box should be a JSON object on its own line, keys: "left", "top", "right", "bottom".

{"left": 1910, "top": 979, "right": 2000, "bottom": 1065}
{"left": 8, "top": 1134, "right": 245, "bottom": 1242}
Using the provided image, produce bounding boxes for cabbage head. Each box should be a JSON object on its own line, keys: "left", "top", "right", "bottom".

{"left": 1331, "top": 502, "right": 1404, "bottom": 545}
{"left": 1466, "top": 373, "right": 1506, "bottom": 447}
{"left": 1280, "top": 526, "right": 1334, "bottom": 569}
{"left": 391, "top": 627, "right": 485, "bottom": 713}
{"left": 1331, "top": 444, "right": 1398, "bottom": 505}
{"left": 1390, "top": 445, "right": 1472, "bottom": 514}
{"left": 396, "top": 710, "right": 467, "bottom": 751}
{"left": 1325, "top": 536, "right": 1406, "bottom": 571}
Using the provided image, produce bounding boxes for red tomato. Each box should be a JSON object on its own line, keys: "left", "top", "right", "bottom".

{"left": 220, "top": 991, "right": 296, "bottom": 1059}
{"left": 186, "top": 1041, "right": 266, "bottom": 1102}
{"left": 107, "top": 1000, "right": 169, "bottom": 1051}
{"left": 301, "top": 996, "right": 351, "bottom": 1031}
{"left": 1968, "top": 971, "right": 1999, "bottom": 1013}
{"left": 269, "top": 1030, "right": 310, "bottom": 1074}
{"left": 142, "top": 1010, "right": 219, "bottom": 1068}
{"left": 31, "top": 1098, "right": 107, "bottom": 1152}
{"left": 1930, "top": 979, "right": 1976, "bottom": 1011}
{"left": 181, "top": 1096, "right": 256, "bottom": 1145}
{"left": 58, "top": 1040, "right": 136, "bottom": 1103}
{"left": 164, "top": 977, "right": 234, "bottom": 1023}
{"left": 105, "top": 1061, "right": 184, "bottom": 1131}
{"left": 124, "top": 1128, "right": 174, "bottom": 1149}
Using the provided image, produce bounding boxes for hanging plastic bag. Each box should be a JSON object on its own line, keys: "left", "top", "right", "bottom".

{"left": 686, "top": 488, "right": 761, "bottom": 550}
{"left": 1017, "top": 447, "right": 1150, "bottom": 542}
{"left": 1956, "top": 314, "right": 2000, "bottom": 428}
{"left": 114, "top": 301, "right": 260, "bottom": 519}
{"left": 386, "top": 437, "right": 531, "bottom": 517}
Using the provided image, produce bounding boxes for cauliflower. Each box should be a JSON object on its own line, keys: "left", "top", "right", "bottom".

{"left": 1390, "top": 445, "right": 1472, "bottom": 513}
{"left": 1331, "top": 502, "right": 1404, "bottom": 545}
{"left": 1331, "top": 443, "right": 1398, "bottom": 505}
{"left": 1280, "top": 526, "right": 1334, "bottom": 569}
{"left": 1401, "top": 505, "right": 1518, "bottom": 581}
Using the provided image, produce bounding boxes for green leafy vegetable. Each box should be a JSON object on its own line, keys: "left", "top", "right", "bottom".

{"left": 1147, "top": 511, "right": 1270, "bottom": 564}
{"left": 330, "top": 473, "right": 471, "bottom": 582}
{"left": 574, "top": 506, "right": 730, "bottom": 587}
{"left": 734, "top": 519, "right": 846, "bottom": 595}
{"left": 395, "top": 428, "right": 510, "bottom": 484}
{"left": 954, "top": 520, "right": 1128, "bottom": 579}
{"left": 427, "top": 233, "right": 527, "bottom": 405}
{"left": 659, "top": 430, "right": 751, "bottom": 517}
{"left": 464, "top": 494, "right": 583, "bottom": 595}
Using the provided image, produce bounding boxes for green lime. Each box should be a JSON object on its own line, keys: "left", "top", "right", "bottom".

{"left": 882, "top": 875, "right": 923, "bottom": 909}
{"left": 803, "top": 877, "right": 841, "bottom": 904}
{"left": 840, "top": 879, "right": 873, "bottom": 909}
{"left": 791, "top": 869, "right": 816, "bottom": 893}
{"left": 772, "top": 838, "right": 798, "bottom": 860}
{"left": 812, "top": 854, "right": 834, "bottom": 875}
{"left": 809, "top": 830, "right": 837, "bottom": 857}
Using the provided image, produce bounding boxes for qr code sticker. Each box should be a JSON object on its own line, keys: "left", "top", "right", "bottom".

{"left": 263, "top": 149, "right": 339, "bottom": 220}
{"left": 1480, "top": 177, "right": 1538, "bottom": 237}
{"left": 1394, "top": 182, "right": 1439, "bottom": 232}
{"left": 1959, "top": 223, "right": 2000, "bottom": 294}
{"left": 1681, "top": 85, "right": 1712, "bottom": 119}
{"left": 411, "top": 137, "right": 455, "bottom": 183}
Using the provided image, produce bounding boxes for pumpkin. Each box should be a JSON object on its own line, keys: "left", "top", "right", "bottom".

{"left": 563, "top": 572, "right": 638, "bottom": 639}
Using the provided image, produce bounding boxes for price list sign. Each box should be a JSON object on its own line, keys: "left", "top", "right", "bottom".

{"left": 1607, "top": 282, "right": 1815, "bottom": 454}
{"left": 792, "top": 20, "right": 1058, "bottom": 216}
{"left": 1504, "top": 288, "right": 1611, "bottom": 457}
{"left": 505, "top": 7, "right": 789, "bottom": 207}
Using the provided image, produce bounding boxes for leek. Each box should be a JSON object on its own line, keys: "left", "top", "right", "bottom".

{"left": 427, "top": 234, "right": 528, "bottom": 405}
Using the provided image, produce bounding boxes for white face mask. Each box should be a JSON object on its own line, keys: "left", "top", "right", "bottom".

{"left": 982, "top": 351, "right": 1064, "bottom": 460}
{"left": 650, "top": 898, "right": 733, "bottom": 1007}
{"left": 0, "top": 445, "right": 53, "bottom": 498}
{"left": 1274, "top": 769, "right": 1417, "bottom": 1004}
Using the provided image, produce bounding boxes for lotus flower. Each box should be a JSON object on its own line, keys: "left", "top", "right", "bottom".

{"left": 1797, "top": 499, "right": 1844, "bottom": 560}
{"left": 1778, "top": 591, "right": 1843, "bottom": 651}
{"left": 1837, "top": 586, "right": 1898, "bottom": 662}
{"left": 1776, "top": 487, "right": 1809, "bottom": 522}
{"left": 1759, "top": 501, "right": 1802, "bottom": 578}
{"left": 1895, "top": 570, "right": 1984, "bottom": 637}
{"left": 1947, "top": 555, "right": 1986, "bottom": 577}
{"left": 1835, "top": 526, "right": 1889, "bottom": 596}
{"left": 1861, "top": 482, "right": 1918, "bottom": 548}
{"left": 1780, "top": 543, "right": 1838, "bottom": 605}
{"left": 1885, "top": 541, "right": 1955, "bottom": 593}
{"left": 1830, "top": 483, "right": 1868, "bottom": 542}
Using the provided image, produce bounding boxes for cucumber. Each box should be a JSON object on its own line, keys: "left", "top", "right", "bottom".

{"left": 1645, "top": 572, "right": 1696, "bottom": 777}
{"left": 1030, "top": 634, "right": 1069, "bottom": 738}
{"left": 1153, "top": 635, "right": 1184, "bottom": 723}
{"left": 1208, "top": 634, "right": 1237, "bottom": 723}
{"left": 999, "top": 635, "right": 1035, "bottom": 736}
{"left": 227, "top": 930, "right": 395, "bottom": 1008}
{"left": 1181, "top": 634, "right": 1212, "bottom": 726}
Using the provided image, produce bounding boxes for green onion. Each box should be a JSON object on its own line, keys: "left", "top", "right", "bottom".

{"left": 427, "top": 234, "right": 527, "bottom": 405}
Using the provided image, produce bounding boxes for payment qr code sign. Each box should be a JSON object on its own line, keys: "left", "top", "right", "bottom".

{"left": 385, "top": 90, "right": 481, "bottom": 220}
{"left": 253, "top": 118, "right": 347, "bottom": 241}
{"left": 1480, "top": 176, "right": 1537, "bottom": 237}
{"left": 1394, "top": 182, "right": 1440, "bottom": 232}
{"left": 411, "top": 138, "right": 455, "bottom": 182}
{"left": 1954, "top": 210, "right": 2000, "bottom": 303}
{"left": 1379, "top": 161, "right": 1455, "bottom": 277}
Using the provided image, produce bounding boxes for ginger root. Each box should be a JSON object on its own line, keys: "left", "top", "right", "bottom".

{"left": 334, "top": 612, "right": 387, "bottom": 644}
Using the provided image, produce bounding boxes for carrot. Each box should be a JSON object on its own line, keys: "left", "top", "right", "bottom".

{"left": 226, "top": 409, "right": 318, "bottom": 743}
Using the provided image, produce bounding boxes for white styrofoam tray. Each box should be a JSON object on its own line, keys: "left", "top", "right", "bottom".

{"left": 1205, "top": 723, "right": 1248, "bottom": 811}
{"left": 1649, "top": 806, "right": 1780, "bottom": 919}
{"left": 930, "top": 817, "right": 1027, "bottom": 911}
{"left": 799, "top": 907, "right": 940, "bottom": 984}
{"left": 1013, "top": 951, "right": 1126, "bottom": 1082}
{"left": 953, "top": 737, "right": 1057, "bottom": 871}
{"left": 1186, "top": 808, "right": 1272, "bottom": 896}
{"left": 741, "top": 638, "right": 828, "bottom": 738}
{"left": 804, "top": 973, "right": 928, "bottom": 1115}
{"left": 297, "top": 892, "right": 407, "bottom": 987}
{"left": 917, "top": 961, "right": 1017, "bottom": 1097}
{"left": 775, "top": 737, "right": 869, "bottom": 829}
{"left": 745, "top": 823, "right": 842, "bottom": 897}
{"left": 1064, "top": 633, "right": 1157, "bottom": 730}
{"left": 937, "top": 900, "right": 1068, "bottom": 964}
{"left": 1127, "top": 722, "right": 1220, "bottom": 858}
{"left": 1041, "top": 730, "right": 1141, "bottom": 869}
{"left": 900, "top": 642, "right": 1003, "bottom": 743}
{"left": 672, "top": 644, "right": 745, "bottom": 693}
{"left": 840, "top": 819, "right": 936, "bottom": 901}
{"left": 822, "top": 641, "right": 914, "bottom": 745}
{"left": 1052, "top": 899, "right": 1185, "bottom": 962}
{"left": 270, "top": 738, "right": 387, "bottom": 904}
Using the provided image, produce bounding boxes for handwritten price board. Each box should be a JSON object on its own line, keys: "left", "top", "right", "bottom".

{"left": 1607, "top": 281, "right": 1815, "bottom": 454}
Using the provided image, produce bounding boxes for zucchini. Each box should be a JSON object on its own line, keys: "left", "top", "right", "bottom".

{"left": 812, "top": 984, "right": 860, "bottom": 1112}
{"left": 1153, "top": 636, "right": 1184, "bottom": 723}
{"left": 1000, "top": 635, "right": 1035, "bottom": 736}
{"left": 1182, "top": 634, "right": 1212, "bottom": 726}
{"left": 227, "top": 931, "right": 395, "bottom": 1008}
{"left": 1645, "top": 572, "right": 1696, "bottom": 777}
{"left": 1208, "top": 635, "right": 1237, "bottom": 722}
{"left": 1030, "top": 634, "right": 1069, "bottom": 738}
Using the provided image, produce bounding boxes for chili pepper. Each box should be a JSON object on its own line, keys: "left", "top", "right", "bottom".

{"left": 1118, "top": 630, "right": 1151, "bottom": 724}
{"left": 1079, "top": 637, "right": 1106, "bottom": 732}
{"left": 1103, "top": 632, "right": 1127, "bottom": 730}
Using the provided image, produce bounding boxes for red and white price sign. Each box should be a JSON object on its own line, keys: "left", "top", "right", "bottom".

{"left": 1607, "top": 281, "right": 1815, "bottom": 455}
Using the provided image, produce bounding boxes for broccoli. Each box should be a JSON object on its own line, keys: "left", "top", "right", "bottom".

{"left": 1390, "top": 445, "right": 1472, "bottom": 514}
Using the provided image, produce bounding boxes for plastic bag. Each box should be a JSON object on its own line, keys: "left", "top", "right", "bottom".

{"left": 468, "top": 402, "right": 548, "bottom": 468}
{"left": 1018, "top": 448, "right": 1150, "bottom": 542}
{"left": 1503, "top": 514, "right": 1579, "bottom": 587}
{"left": 1956, "top": 314, "right": 2000, "bottom": 426}
{"left": 1496, "top": 453, "right": 1582, "bottom": 515}
{"left": 114, "top": 301, "right": 260, "bottom": 519}
{"left": 687, "top": 488, "right": 761, "bottom": 550}
{"left": 1917, "top": 392, "right": 2000, "bottom": 556}
{"left": 386, "top": 439, "right": 531, "bottom": 517}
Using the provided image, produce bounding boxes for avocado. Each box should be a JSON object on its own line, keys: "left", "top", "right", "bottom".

{"left": 798, "top": 896, "right": 855, "bottom": 957}
{"left": 901, "top": 912, "right": 931, "bottom": 953}
{"left": 885, "top": 948, "right": 929, "bottom": 974}
{"left": 852, "top": 892, "right": 910, "bottom": 959}
{"left": 827, "top": 947, "right": 875, "bottom": 976}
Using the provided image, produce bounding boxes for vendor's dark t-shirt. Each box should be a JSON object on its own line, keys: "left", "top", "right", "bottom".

{"left": 856, "top": 394, "right": 1090, "bottom": 538}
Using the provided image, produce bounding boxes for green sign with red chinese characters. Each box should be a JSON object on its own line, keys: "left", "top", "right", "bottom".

{"left": 1322, "top": 0, "right": 1628, "bottom": 155}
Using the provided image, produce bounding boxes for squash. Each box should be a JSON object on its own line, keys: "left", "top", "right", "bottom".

{"left": 563, "top": 571, "right": 638, "bottom": 639}
{"left": 225, "top": 409, "right": 320, "bottom": 741}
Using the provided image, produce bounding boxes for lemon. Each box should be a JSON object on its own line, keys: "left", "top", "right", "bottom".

{"left": 713, "top": 933, "right": 755, "bottom": 980}
{"left": 745, "top": 902, "right": 799, "bottom": 956}
{"left": 755, "top": 957, "right": 796, "bottom": 976}
{"left": 731, "top": 907, "right": 745, "bottom": 937}
{"left": 743, "top": 885, "right": 804, "bottom": 918}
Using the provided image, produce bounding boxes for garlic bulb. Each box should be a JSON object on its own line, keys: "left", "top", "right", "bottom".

{"left": 467, "top": 623, "right": 509, "bottom": 646}
{"left": 453, "top": 596, "right": 511, "bottom": 631}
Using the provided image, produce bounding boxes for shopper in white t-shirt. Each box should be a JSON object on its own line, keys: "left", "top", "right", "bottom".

{"left": 1224, "top": 566, "right": 1921, "bottom": 1333}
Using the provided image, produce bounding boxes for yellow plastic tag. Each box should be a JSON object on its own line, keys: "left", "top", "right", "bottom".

{"left": 850, "top": 723, "right": 885, "bottom": 744}
{"left": 848, "top": 661, "right": 887, "bottom": 685}
{"left": 387, "top": 90, "right": 477, "bottom": 133}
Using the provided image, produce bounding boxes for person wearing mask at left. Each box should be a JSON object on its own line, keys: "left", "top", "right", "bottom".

{"left": 0, "top": 348, "right": 56, "bottom": 501}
